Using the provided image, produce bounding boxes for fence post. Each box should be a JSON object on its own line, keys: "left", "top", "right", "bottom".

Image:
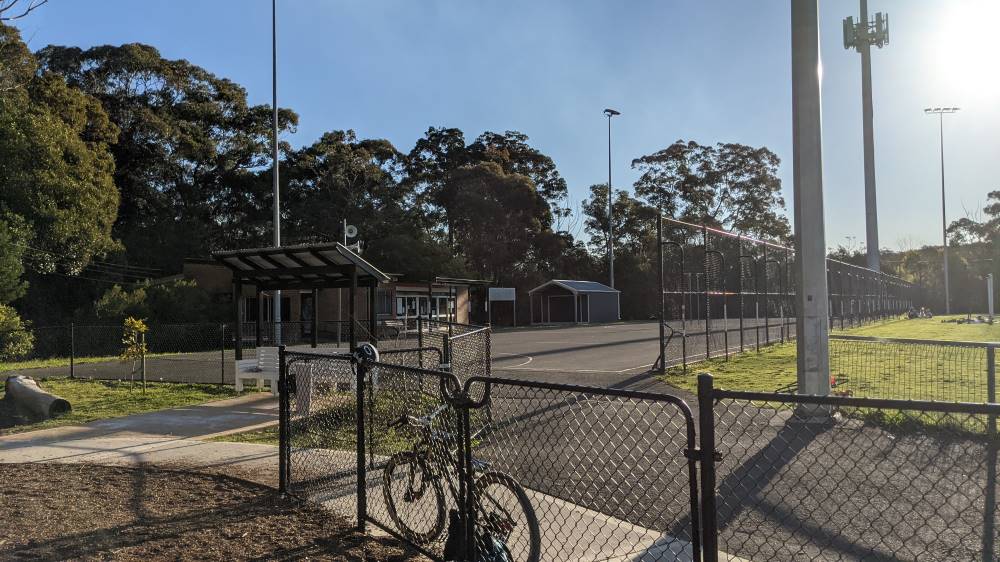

{"left": 278, "top": 345, "right": 288, "bottom": 495}
{"left": 417, "top": 316, "right": 424, "bottom": 368}
{"left": 140, "top": 331, "right": 146, "bottom": 392}
{"left": 697, "top": 374, "right": 719, "bottom": 562}
{"left": 657, "top": 214, "right": 666, "bottom": 374}
{"left": 220, "top": 323, "right": 226, "bottom": 385}
{"left": 444, "top": 332, "right": 452, "bottom": 368}
{"left": 356, "top": 357, "right": 368, "bottom": 532}
{"left": 984, "top": 346, "right": 998, "bottom": 562}
{"left": 69, "top": 322, "right": 75, "bottom": 379}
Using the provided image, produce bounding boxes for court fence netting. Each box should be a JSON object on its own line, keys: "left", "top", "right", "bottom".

{"left": 0, "top": 317, "right": 482, "bottom": 385}
{"left": 278, "top": 324, "right": 1000, "bottom": 562}
{"left": 652, "top": 216, "right": 921, "bottom": 373}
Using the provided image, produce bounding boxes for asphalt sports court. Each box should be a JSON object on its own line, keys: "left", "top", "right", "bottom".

{"left": 490, "top": 319, "right": 794, "bottom": 380}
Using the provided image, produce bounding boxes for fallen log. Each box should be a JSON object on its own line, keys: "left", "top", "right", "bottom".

{"left": 4, "top": 375, "right": 71, "bottom": 421}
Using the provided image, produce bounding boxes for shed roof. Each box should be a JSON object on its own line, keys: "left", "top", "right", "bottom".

{"left": 529, "top": 279, "right": 619, "bottom": 295}
{"left": 212, "top": 242, "right": 390, "bottom": 290}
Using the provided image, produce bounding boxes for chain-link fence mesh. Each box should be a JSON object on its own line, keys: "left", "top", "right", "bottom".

{"left": 708, "top": 392, "right": 1000, "bottom": 562}
{"left": 463, "top": 377, "right": 700, "bottom": 562}
{"left": 283, "top": 351, "right": 360, "bottom": 521}
{"left": 656, "top": 217, "right": 918, "bottom": 372}
{"left": 0, "top": 318, "right": 439, "bottom": 385}
{"left": 829, "top": 336, "right": 996, "bottom": 403}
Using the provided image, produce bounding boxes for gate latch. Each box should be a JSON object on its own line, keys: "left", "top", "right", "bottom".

{"left": 684, "top": 448, "right": 722, "bottom": 462}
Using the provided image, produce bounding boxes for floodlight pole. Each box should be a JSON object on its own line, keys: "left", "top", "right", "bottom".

{"left": 791, "top": 0, "right": 831, "bottom": 397}
{"left": 925, "top": 107, "right": 959, "bottom": 314}
{"left": 271, "top": 0, "right": 282, "bottom": 344}
{"left": 604, "top": 108, "right": 620, "bottom": 292}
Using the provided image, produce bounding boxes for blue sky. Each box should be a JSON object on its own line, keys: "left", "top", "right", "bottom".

{"left": 13, "top": 0, "right": 1000, "bottom": 251}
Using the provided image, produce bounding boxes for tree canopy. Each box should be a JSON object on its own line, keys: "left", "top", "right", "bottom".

{"left": 631, "top": 140, "right": 789, "bottom": 240}
{"left": 1, "top": 19, "right": 799, "bottom": 324}
{"left": 36, "top": 42, "right": 299, "bottom": 272}
{"left": 0, "top": 23, "right": 119, "bottom": 309}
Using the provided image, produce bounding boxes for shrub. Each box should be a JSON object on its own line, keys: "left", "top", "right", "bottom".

{"left": 0, "top": 304, "right": 34, "bottom": 360}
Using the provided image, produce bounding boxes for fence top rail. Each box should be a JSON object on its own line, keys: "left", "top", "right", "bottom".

{"left": 283, "top": 349, "right": 353, "bottom": 361}
{"left": 660, "top": 216, "right": 912, "bottom": 286}
{"left": 463, "top": 374, "right": 697, "bottom": 430}
{"left": 711, "top": 386, "right": 1000, "bottom": 415}
{"left": 831, "top": 334, "right": 1000, "bottom": 349}
{"left": 379, "top": 346, "right": 444, "bottom": 360}
{"left": 448, "top": 325, "right": 490, "bottom": 341}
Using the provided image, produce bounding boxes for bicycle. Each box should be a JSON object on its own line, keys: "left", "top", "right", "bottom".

{"left": 381, "top": 402, "right": 541, "bottom": 562}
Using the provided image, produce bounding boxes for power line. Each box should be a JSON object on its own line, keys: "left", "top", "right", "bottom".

{"left": 10, "top": 242, "right": 162, "bottom": 274}
{"left": 39, "top": 270, "right": 144, "bottom": 286}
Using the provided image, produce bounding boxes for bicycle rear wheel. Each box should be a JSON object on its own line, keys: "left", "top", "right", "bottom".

{"left": 474, "top": 471, "right": 541, "bottom": 562}
{"left": 382, "top": 451, "right": 447, "bottom": 544}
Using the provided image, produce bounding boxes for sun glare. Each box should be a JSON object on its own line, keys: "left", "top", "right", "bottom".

{"left": 931, "top": 1, "right": 1000, "bottom": 98}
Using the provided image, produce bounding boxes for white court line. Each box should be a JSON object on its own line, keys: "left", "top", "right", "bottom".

{"left": 491, "top": 352, "right": 534, "bottom": 369}
{"left": 495, "top": 362, "right": 654, "bottom": 375}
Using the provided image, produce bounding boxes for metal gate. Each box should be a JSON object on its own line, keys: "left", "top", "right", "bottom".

{"left": 279, "top": 348, "right": 704, "bottom": 561}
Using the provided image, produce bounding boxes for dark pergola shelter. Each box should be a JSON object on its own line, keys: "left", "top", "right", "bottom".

{"left": 213, "top": 242, "right": 390, "bottom": 359}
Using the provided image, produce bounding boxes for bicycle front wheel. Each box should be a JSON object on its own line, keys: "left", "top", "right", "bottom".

{"left": 382, "top": 451, "right": 447, "bottom": 544}
{"left": 474, "top": 471, "right": 541, "bottom": 562}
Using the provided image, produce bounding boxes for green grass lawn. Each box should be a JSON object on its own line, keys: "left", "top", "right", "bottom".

{"left": 834, "top": 314, "right": 1000, "bottom": 342}
{"left": 0, "top": 351, "right": 202, "bottom": 374}
{"left": 0, "top": 378, "right": 242, "bottom": 435}
{"left": 665, "top": 314, "right": 996, "bottom": 403}
{"left": 1, "top": 355, "right": 118, "bottom": 374}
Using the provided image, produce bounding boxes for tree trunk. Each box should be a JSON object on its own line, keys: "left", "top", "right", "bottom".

{"left": 4, "top": 375, "right": 71, "bottom": 421}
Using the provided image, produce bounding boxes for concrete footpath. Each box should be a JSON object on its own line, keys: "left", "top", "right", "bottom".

{"left": 0, "top": 393, "right": 741, "bottom": 562}
{"left": 0, "top": 393, "right": 281, "bottom": 485}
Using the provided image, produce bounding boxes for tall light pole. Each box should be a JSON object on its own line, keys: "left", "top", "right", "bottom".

{"left": 603, "top": 108, "right": 620, "bottom": 290}
{"left": 271, "top": 0, "right": 282, "bottom": 343}
{"left": 843, "top": 1, "right": 889, "bottom": 272}
{"left": 925, "top": 106, "right": 959, "bottom": 314}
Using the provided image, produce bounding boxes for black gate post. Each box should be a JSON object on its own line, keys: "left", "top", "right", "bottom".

{"left": 278, "top": 345, "right": 288, "bottom": 495}
{"left": 356, "top": 358, "right": 368, "bottom": 532}
{"left": 697, "top": 374, "right": 720, "bottom": 562}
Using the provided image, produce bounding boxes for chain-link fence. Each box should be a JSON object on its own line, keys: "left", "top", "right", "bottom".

{"left": 655, "top": 217, "right": 919, "bottom": 372}
{"left": 279, "top": 348, "right": 701, "bottom": 562}
{"left": 827, "top": 335, "right": 998, "bottom": 403}
{"left": 701, "top": 376, "right": 1000, "bottom": 562}
{"left": 278, "top": 336, "right": 1000, "bottom": 562}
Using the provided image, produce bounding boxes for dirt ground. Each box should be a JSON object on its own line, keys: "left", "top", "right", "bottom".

{"left": 0, "top": 463, "right": 425, "bottom": 561}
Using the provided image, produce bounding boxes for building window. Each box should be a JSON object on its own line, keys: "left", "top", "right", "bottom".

{"left": 376, "top": 288, "right": 392, "bottom": 315}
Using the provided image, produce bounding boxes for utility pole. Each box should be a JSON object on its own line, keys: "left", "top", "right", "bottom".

{"left": 843, "top": 1, "right": 889, "bottom": 272}
{"left": 271, "top": 0, "right": 282, "bottom": 344}
{"left": 925, "top": 107, "right": 959, "bottom": 314}
{"left": 792, "top": 0, "right": 830, "bottom": 397}
{"left": 604, "top": 108, "right": 620, "bottom": 291}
